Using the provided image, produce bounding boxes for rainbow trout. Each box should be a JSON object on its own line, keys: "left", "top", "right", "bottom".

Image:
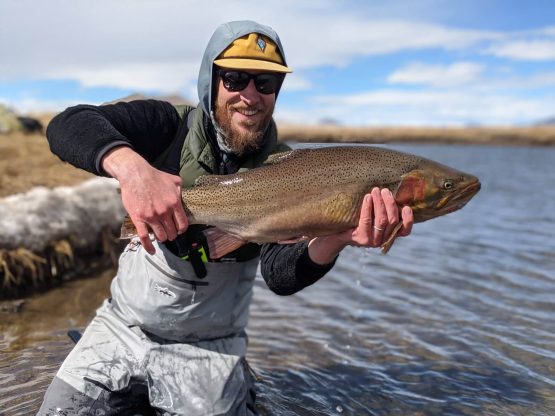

{"left": 121, "top": 146, "right": 480, "bottom": 257}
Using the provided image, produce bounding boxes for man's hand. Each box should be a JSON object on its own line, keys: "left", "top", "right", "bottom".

{"left": 308, "top": 187, "right": 413, "bottom": 265}
{"left": 102, "top": 146, "right": 189, "bottom": 254}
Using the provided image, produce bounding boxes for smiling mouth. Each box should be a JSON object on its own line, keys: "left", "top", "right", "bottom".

{"left": 236, "top": 108, "right": 260, "bottom": 116}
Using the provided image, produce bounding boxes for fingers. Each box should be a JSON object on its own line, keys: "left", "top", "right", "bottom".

{"left": 133, "top": 209, "right": 183, "bottom": 256}
{"left": 304, "top": 187, "right": 414, "bottom": 254}
{"left": 120, "top": 168, "right": 190, "bottom": 255}
{"left": 351, "top": 187, "right": 411, "bottom": 249}
{"left": 397, "top": 205, "right": 414, "bottom": 237}
{"left": 358, "top": 192, "right": 374, "bottom": 228}
{"left": 138, "top": 197, "right": 182, "bottom": 244}
{"left": 156, "top": 204, "right": 189, "bottom": 241}
{"left": 370, "top": 187, "right": 388, "bottom": 246}
{"left": 135, "top": 221, "right": 155, "bottom": 255}
{"left": 381, "top": 188, "right": 400, "bottom": 243}
{"left": 173, "top": 202, "right": 189, "bottom": 235}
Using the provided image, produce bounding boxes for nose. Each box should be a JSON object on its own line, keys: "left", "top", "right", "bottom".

{"left": 239, "top": 79, "right": 261, "bottom": 105}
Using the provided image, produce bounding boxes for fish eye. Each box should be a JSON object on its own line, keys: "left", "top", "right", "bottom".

{"left": 443, "top": 179, "right": 454, "bottom": 190}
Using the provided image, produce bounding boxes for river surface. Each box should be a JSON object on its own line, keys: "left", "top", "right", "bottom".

{"left": 1, "top": 144, "right": 554, "bottom": 415}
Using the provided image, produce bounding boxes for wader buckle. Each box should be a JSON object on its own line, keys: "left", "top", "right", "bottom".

{"left": 180, "top": 243, "right": 208, "bottom": 279}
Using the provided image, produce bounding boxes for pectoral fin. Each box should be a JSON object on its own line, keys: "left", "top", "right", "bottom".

{"left": 380, "top": 222, "right": 404, "bottom": 255}
{"left": 202, "top": 228, "right": 248, "bottom": 259}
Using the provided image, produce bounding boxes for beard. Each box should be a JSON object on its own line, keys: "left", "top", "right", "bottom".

{"left": 214, "top": 101, "right": 274, "bottom": 157}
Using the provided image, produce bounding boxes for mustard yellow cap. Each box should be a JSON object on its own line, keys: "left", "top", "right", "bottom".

{"left": 214, "top": 33, "right": 292, "bottom": 73}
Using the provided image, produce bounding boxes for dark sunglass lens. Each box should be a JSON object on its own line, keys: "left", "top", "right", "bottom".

{"left": 222, "top": 71, "right": 250, "bottom": 91}
{"left": 219, "top": 70, "right": 281, "bottom": 94}
{"left": 254, "top": 74, "right": 279, "bottom": 94}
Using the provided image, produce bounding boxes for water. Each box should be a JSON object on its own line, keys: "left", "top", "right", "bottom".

{"left": 1, "top": 145, "right": 554, "bottom": 415}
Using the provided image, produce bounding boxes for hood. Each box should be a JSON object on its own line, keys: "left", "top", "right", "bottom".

{"left": 197, "top": 20, "right": 289, "bottom": 116}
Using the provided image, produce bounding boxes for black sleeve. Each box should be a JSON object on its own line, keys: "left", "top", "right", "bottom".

{"left": 46, "top": 100, "right": 182, "bottom": 175}
{"left": 259, "top": 241, "right": 338, "bottom": 296}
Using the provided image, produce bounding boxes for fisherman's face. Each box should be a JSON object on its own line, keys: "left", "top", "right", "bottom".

{"left": 214, "top": 70, "right": 276, "bottom": 156}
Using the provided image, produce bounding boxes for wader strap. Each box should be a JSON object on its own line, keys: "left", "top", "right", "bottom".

{"left": 165, "top": 225, "right": 209, "bottom": 279}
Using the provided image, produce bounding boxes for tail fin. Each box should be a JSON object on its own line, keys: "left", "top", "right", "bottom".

{"left": 120, "top": 215, "right": 138, "bottom": 239}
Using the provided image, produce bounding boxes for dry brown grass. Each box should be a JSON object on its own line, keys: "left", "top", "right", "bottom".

{"left": 0, "top": 118, "right": 92, "bottom": 198}
{"left": 278, "top": 124, "right": 555, "bottom": 146}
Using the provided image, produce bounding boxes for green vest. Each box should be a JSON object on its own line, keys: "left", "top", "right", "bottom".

{"left": 156, "top": 105, "right": 290, "bottom": 188}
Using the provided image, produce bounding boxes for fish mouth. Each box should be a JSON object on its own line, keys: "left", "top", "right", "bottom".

{"left": 436, "top": 179, "right": 481, "bottom": 213}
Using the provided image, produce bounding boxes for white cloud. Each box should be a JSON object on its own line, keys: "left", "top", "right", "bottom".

{"left": 0, "top": 96, "right": 95, "bottom": 114}
{"left": 0, "top": 0, "right": 502, "bottom": 87}
{"left": 486, "top": 40, "right": 555, "bottom": 61}
{"left": 302, "top": 89, "right": 555, "bottom": 126}
{"left": 281, "top": 75, "right": 312, "bottom": 91}
{"left": 387, "top": 62, "right": 485, "bottom": 87}
{"left": 279, "top": 19, "right": 500, "bottom": 70}
{"left": 469, "top": 71, "right": 555, "bottom": 91}
{"left": 2, "top": 0, "right": 555, "bottom": 125}
{"left": 541, "top": 26, "right": 555, "bottom": 36}
{"left": 51, "top": 61, "right": 200, "bottom": 93}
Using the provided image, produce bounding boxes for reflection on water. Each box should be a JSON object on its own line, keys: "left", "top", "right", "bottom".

{"left": 1, "top": 145, "right": 555, "bottom": 415}
{"left": 0, "top": 269, "right": 113, "bottom": 414}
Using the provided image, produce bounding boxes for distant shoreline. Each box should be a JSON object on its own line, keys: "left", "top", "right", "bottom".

{"left": 277, "top": 124, "right": 555, "bottom": 146}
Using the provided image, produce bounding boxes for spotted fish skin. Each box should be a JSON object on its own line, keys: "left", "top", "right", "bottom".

{"left": 165, "top": 146, "right": 481, "bottom": 244}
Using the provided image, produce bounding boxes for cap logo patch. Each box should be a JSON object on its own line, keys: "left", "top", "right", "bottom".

{"left": 257, "top": 36, "right": 266, "bottom": 52}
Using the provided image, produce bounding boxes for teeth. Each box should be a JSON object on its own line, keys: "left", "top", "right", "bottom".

{"left": 238, "top": 109, "right": 258, "bottom": 116}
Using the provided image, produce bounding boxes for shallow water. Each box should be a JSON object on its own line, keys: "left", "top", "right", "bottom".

{"left": 1, "top": 145, "right": 554, "bottom": 415}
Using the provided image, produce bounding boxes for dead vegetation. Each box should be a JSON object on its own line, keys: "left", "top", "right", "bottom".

{"left": 0, "top": 120, "right": 92, "bottom": 198}
{"left": 278, "top": 124, "right": 555, "bottom": 146}
{"left": 0, "top": 120, "right": 120, "bottom": 299}
{"left": 0, "top": 228, "right": 122, "bottom": 299}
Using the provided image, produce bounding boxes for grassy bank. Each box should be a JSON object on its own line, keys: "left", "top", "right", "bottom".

{"left": 0, "top": 128, "right": 92, "bottom": 198}
{"left": 0, "top": 121, "right": 109, "bottom": 299}
{"left": 278, "top": 124, "right": 555, "bottom": 146}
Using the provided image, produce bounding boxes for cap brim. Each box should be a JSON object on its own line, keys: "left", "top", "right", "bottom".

{"left": 214, "top": 58, "right": 292, "bottom": 73}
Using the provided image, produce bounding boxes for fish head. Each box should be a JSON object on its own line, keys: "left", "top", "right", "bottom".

{"left": 394, "top": 161, "right": 481, "bottom": 223}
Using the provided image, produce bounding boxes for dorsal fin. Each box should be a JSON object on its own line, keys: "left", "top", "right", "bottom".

{"left": 263, "top": 150, "right": 300, "bottom": 165}
{"left": 194, "top": 174, "right": 225, "bottom": 187}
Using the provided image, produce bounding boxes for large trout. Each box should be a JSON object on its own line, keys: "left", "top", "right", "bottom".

{"left": 121, "top": 146, "right": 480, "bottom": 257}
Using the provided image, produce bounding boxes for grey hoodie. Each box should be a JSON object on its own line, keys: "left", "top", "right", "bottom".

{"left": 197, "top": 20, "right": 289, "bottom": 117}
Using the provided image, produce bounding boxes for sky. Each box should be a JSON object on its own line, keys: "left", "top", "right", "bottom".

{"left": 2, "top": 0, "right": 555, "bottom": 126}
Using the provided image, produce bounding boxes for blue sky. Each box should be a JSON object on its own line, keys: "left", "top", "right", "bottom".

{"left": 2, "top": 0, "right": 555, "bottom": 126}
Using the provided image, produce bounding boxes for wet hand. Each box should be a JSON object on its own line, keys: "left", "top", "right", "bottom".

{"left": 347, "top": 187, "right": 413, "bottom": 249}
{"left": 102, "top": 147, "right": 189, "bottom": 254}
{"left": 308, "top": 187, "right": 413, "bottom": 265}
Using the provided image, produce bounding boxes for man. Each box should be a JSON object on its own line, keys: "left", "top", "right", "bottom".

{"left": 39, "top": 20, "right": 413, "bottom": 415}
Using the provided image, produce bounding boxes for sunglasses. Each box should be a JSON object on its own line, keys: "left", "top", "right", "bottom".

{"left": 218, "top": 70, "right": 283, "bottom": 95}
